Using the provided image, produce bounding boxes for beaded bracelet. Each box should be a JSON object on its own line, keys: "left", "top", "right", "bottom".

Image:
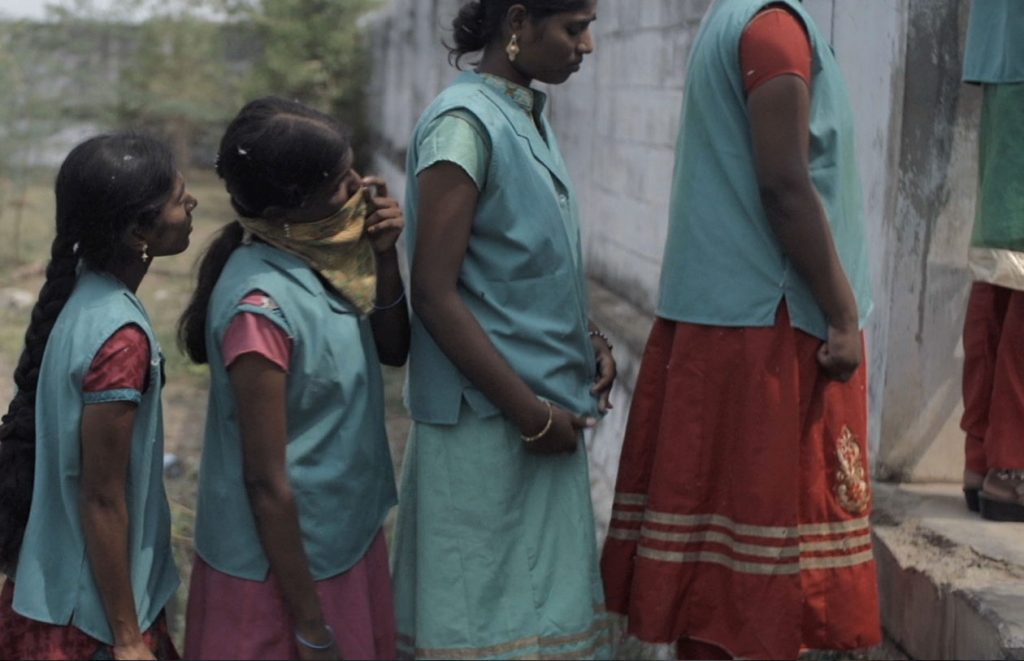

{"left": 373, "top": 291, "right": 406, "bottom": 311}
{"left": 521, "top": 400, "right": 553, "bottom": 443}
{"left": 589, "top": 329, "right": 613, "bottom": 351}
{"left": 295, "top": 624, "right": 335, "bottom": 651}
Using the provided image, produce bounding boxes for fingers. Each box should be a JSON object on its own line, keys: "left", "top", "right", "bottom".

{"left": 591, "top": 369, "right": 614, "bottom": 394}
{"left": 361, "top": 175, "right": 388, "bottom": 199}
{"left": 569, "top": 413, "right": 597, "bottom": 430}
{"left": 817, "top": 344, "right": 856, "bottom": 382}
{"left": 366, "top": 217, "right": 405, "bottom": 236}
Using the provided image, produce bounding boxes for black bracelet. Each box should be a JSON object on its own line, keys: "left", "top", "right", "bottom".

{"left": 589, "top": 329, "right": 613, "bottom": 351}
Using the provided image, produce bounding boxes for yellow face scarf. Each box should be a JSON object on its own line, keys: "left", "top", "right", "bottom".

{"left": 238, "top": 187, "right": 377, "bottom": 315}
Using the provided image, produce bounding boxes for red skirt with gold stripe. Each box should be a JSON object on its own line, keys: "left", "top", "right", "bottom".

{"left": 600, "top": 307, "right": 881, "bottom": 659}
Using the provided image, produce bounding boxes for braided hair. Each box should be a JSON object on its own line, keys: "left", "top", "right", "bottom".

{"left": 0, "top": 133, "right": 176, "bottom": 570}
{"left": 177, "top": 97, "right": 352, "bottom": 365}
{"left": 448, "top": 0, "right": 590, "bottom": 66}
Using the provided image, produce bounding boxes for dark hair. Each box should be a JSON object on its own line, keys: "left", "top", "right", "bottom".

{"left": 0, "top": 133, "right": 176, "bottom": 570}
{"left": 178, "top": 97, "right": 352, "bottom": 365}
{"left": 448, "top": 0, "right": 589, "bottom": 65}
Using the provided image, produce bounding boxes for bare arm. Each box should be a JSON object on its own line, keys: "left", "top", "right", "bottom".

{"left": 80, "top": 401, "right": 155, "bottom": 661}
{"left": 362, "top": 177, "right": 410, "bottom": 367}
{"left": 748, "top": 75, "right": 861, "bottom": 381}
{"left": 412, "top": 163, "right": 592, "bottom": 452}
{"left": 230, "top": 354, "right": 338, "bottom": 661}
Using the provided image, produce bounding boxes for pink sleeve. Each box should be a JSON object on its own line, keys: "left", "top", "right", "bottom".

{"left": 83, "top": 324, "right": 150, "bottom": 394}
{"left": 222, "top": 291, "right": 293, "bottom": 372}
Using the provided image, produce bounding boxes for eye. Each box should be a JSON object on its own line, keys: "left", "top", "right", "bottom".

{"left": 566, "top": 21, "right": 589, "bottom": 37}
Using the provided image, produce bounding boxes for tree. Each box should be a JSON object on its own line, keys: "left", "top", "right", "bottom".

{"left": 234, "top": 0, "right": 381, "bottom": 169}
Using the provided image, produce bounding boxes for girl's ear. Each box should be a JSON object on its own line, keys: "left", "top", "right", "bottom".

{"left": 126, "top": 227, "right": 148, "bottom": 252}
{"left": 506, "top": 3, "right": 529, "bottom": 34}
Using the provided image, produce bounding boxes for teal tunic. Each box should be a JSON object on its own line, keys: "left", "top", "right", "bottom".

{"left": 193, "top": 242, "right": 396, "bottom": 580}
{"left": 13, "top": 270, "right": 178, "bottom": 645}
{"left": 962, "top": 1, "right": 1024, "bottom": 282}
{"left": 393, "top": 73, "right": 612, "bottom": 660}
{"left": 656, "top": 0, "right": 873, "bottom": 340}
{"left": 404, "top": 71, "right": 600, "bottom": 425}
{"left": 963, "top": 0, "right": 1024, "bottom": 84}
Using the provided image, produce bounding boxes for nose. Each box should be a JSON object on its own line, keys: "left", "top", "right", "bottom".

{"left": 579, "top": 28, "right": 595, "bottom": 54}
{"left": 186, "top": 194, "right": 198, "bottom": 212}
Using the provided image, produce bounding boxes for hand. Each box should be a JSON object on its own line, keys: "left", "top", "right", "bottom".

{"left": 817, "top": 324, "right": 862, "bottom": 382}
{"left": 590, "top": 335, "right": 616, "bottom": 412}
{"left": 362, "top": 176, "right": 404, "bottom": 254}
{"left": 522, "top": 402, "right": 595, "bottom": 455}
{"left": 112, "top": 640, "right": 155, "bottom": 660}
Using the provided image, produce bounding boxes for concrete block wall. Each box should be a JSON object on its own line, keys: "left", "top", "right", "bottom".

{"left": 364, "top": 0, "right": 980, "bottom": 502}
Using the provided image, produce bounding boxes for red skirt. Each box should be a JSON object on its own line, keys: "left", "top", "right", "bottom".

{"left": 0, "top": 580, "right": 177, "bottom": 660}
{"left": 601, "top": 307, "right": 881, "bottom": 660}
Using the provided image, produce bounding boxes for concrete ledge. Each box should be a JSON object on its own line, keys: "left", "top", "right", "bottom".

{"left": 873, "top": 482, "right": 1024, "bottom": 660}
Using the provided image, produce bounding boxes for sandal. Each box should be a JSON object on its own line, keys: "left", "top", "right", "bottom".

{"left": 978, "top": 469, "right": 1024, "bottom": 522}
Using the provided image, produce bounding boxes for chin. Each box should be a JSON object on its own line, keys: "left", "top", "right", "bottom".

{"left": 538, "top": 70, "right": 575, "bottom": 86}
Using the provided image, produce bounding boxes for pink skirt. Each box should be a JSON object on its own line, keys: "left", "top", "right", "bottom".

{"left": 184, "top": 529, "right": 396, "bottom": 660}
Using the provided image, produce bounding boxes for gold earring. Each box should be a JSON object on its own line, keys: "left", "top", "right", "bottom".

{"left": 141, "top": 242, "right": 150, "bottom": 263}
{"left": 506, "top": 34, "right": 520, "bottom": 62}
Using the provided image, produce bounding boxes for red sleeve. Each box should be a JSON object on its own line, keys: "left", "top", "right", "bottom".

{"left": 740, "top": 6, "right": 812, "bottom": 95}
{"left": 222, "top": 290, "right": 292, "bottom": 372}
{"left": 83, "top": 324, "right": 150, "bottom": 393}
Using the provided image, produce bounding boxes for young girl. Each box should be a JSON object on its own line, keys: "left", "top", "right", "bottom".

{"left": 0, "top": 133, "right": 196, "bottom": 660}
{"left": 601, "top": 1, "right": 879, "bottom": 659}
{"left": 393, "top": 1, "right": 615, "bottom": 659}
{"left": 179, "top": 97, "right": 408, "bottom": 661}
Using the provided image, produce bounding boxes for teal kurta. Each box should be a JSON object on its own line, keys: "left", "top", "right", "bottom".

{"left": 962, "top": 1, "right": 1024, "bottom": 286}
{"left": 193, "top": 242, "right": 396, "bottom": 580}
{"left": 393, "top": 72, "right": 612, "bottom": 660}
{"left": 404, "top": 71, "right": 599, "bottom": 425}
{"left": 656, "top": 0, "right": 873, "bottom": 340}
{"left": 13, "top": 270, "right": 178, "bottom": 645}
{"left": 963, "top": 0, "right": 1024, "bottom": 84}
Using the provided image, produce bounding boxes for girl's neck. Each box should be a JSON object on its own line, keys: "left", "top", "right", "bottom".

{"left": 477, "top": 44, "right": 532, "bottom": 89}
{"left": 106, "top": 259, "right": 149, "bottom": 294}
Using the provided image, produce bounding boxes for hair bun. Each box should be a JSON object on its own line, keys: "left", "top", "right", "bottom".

{"left": 451, "top": 1, "right": 489, "bottom": 54}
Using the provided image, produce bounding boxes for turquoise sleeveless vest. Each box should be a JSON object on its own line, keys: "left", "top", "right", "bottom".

{"left": 13, "top": 270, "right": 178, "bottom": 644}
{"left": 405, "top": 71, "right": 599, "bottom": 425}
{"left": 656, "top": 0, "right": 873, "bottom": 340}
{"left": 963, "top": 0, "right": 1024, "bottom": 84}
{"left": 193, "top": 242, "right": 396, "bottom": 580}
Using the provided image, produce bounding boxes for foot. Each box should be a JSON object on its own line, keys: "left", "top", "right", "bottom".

{"left": 979, "top": 469, "right": 1024, "bottom": 521}
{"left": 963, "top": 468, "right": 984, "bottom": 512}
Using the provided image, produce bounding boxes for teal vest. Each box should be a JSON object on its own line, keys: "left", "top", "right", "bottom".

{"left": 193, "top": 242, "right": 397, "bottom": 580}
{"left": 405, "top": 71, "right": 599, "bottom": 424}
{"left": 656, "top": 0, "right": 873, "bottom": 340}
{"left": 13, "top": 270, "right": 178, "bottom": 644}
{"left": 963, "top": 0, "right": 1024, "bottom": 84}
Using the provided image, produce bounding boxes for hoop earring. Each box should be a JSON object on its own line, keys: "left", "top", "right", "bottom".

{"left": 506, "top": 34, "right": 520, "bottom": 62}
{"left": 141, "top": 242, "right": 150, "bottom": 263}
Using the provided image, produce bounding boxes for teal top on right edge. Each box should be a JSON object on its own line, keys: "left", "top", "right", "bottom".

{"left": 963, "top": 0, "right": 1024, "bottom": 84}
{"left": 656, "top": 0, "right": 873, "bottom": 341}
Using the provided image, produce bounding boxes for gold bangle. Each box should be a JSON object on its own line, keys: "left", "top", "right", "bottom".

{"left": 520, "top": 400, "right": 553, "bottom": 443}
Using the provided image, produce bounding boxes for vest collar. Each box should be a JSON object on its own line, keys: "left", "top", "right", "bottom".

{"left": 460, "top": 71, "right": 569, "bottom": 192}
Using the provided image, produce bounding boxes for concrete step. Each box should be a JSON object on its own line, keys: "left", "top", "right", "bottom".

{"left": 873, "top": 482, "right": 1024, "bottom": 660}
